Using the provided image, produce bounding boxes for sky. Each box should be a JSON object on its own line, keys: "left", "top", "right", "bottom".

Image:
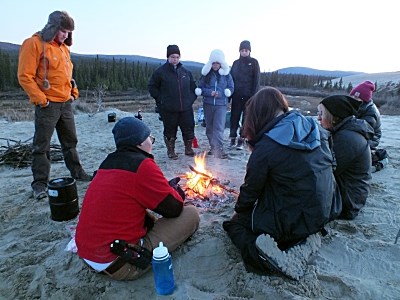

{"left": 1, "top": 0, "right": 399, "bottom": 74}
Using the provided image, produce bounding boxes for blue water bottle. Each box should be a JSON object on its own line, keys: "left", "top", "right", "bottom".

{"left": 152, "top": 242, "right": 175, "bottom": 295}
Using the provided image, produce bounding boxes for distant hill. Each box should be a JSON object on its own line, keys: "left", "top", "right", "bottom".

{"left": 276, "top": 67, "right": 364, "bottom": 78}
{"left": 331, "top": 72, "right": 400, "bottom": 87}
{"left": 0, "top": 41, "right": 20, "bottom": 52}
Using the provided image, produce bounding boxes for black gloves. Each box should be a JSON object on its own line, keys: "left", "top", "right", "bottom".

{"left": 168, "top": 177, "right": 186, "bottom": 200}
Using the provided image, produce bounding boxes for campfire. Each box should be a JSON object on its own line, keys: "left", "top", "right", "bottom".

{"left": 183, "top": 153, "right": 238, "bottom": 210}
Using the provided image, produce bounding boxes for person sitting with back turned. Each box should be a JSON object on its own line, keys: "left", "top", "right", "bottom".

{"left": 223, "top": 87, "right": 341, "bottom": 280}
{"left": 75, "top": 117, "right": 200, "bottom": 281}
{"left": 18, "top": 11, "right": 92, "bottom": 200}
{"left": 317, "top": 95, "right": 373, "bottom": 220}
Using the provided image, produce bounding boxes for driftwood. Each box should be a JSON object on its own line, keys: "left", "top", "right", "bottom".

{"left": 0, "top": 137, "right": 63, "bottom": 168}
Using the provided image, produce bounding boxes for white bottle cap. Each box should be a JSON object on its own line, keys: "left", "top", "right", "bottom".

{"left": 153, "top": 242, "right": 169, "bottom": 260}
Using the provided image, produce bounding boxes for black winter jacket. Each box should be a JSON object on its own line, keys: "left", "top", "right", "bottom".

{"left": 235, "top": 112, "right": 341, "bottom": 245}
{"left": 230, "top": 56, "right": 260, "bottom": 98}
{"left": 331, "top": 116, "right": 373, "bottom": 219}
{"left": 356, "top": 100, "right": 381, "bottom": 150}
{"left": 148, "top": 62, "right": 197, "bottom": 112}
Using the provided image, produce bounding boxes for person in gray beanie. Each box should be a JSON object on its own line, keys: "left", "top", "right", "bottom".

{"left": 148, "top": 44, "right": 198, "bottom": 159}
{"left": 75, "top": 117, "right": 200, "bottom": 281}
{"left": 18, "top": 11, "right": 91, "bottom": 200}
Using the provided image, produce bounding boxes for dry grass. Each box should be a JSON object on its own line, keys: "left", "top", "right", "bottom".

{"left": 0, "top": 89, "right": 399, "bottom": 122}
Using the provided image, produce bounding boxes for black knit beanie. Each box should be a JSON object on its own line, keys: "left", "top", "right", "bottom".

{"left": 320, "top": 95, "right": 361, "bottom": 119}
{"left": 166, "top": 44, "right": 180, "bottom": 58}
{"left": 239, "top": 40, "right": 251, "bottom": 51}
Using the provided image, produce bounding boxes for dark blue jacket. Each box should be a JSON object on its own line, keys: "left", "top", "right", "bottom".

{"left": 197, "top": 71, "right": 234, "bottom": 106}
{"left": 148, "top": 62, "right": 197, "bottom": 112}
{"left": 235, "top": 111, "right": 341, "bottom": 244}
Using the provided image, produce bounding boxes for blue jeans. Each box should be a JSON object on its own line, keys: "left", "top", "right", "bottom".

{"left": 32, "top": 101, "right": 84, "bottom": 188}
{"left": 203, "top": 103, "right": 227, "bottom": 154}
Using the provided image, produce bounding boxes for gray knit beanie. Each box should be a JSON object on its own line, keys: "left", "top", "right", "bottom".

{"left": 112, "top": 117, "right": 151, "bottom": 148}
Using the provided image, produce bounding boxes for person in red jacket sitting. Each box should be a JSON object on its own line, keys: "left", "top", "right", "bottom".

{"left": 75, "top": 117, "right": 200, "bottom": 280}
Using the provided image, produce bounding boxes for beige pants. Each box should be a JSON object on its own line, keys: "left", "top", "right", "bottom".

{"left": 105, "top": 205, "right": 200, "bottom": 280}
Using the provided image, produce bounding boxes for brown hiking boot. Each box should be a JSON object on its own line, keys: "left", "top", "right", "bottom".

{"left": 164, "top": 136, "right": 178, "bottom": 160}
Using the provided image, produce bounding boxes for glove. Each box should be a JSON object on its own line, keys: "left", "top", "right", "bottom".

{"left": 224, "top": 89, "right": 232, "bottom": 97}
{"left": 168, "top": 177, "right": 185, "bottom": 200}
{"left": 195, "top": 88, "right": 202, "bottom": 96}
{"left": 168, "top": 177, "right": 181, "bottom": 186}
{"left": 175, "top": 185, "right": 186, "bottom": 200}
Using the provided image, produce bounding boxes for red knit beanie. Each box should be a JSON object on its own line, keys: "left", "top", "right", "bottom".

{"left": 350, "top": 80, "right": 375, "bottom": 102}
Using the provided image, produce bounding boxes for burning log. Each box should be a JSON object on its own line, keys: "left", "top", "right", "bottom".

{"left": 188, "top": 165, "right": 239, "bottom": 196}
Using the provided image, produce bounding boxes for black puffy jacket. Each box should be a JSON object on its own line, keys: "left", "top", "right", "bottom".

{"left": 230, "top": 56, "right": 260, "bottom": 98}
{"left": 356, "top": 100, "right": 381, "bottom": 150}
{"left": 331, "top": 116, "right": 373, "bottom": 219}
{"left": 148, "top": 62, "right": 197, "bottom": 112}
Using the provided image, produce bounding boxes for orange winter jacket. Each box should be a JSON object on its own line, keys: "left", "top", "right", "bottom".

{"left": 18, "top": 34, "right": 79, "bottom": 106}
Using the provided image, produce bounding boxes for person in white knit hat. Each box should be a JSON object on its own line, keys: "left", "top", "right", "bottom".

{"left": 195, "top": 49, "right": 234, "bottom": 159}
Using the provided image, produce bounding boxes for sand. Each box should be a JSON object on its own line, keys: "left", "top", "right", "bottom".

{"left": 0, "top": 109, "right": 399, "bottom": 299}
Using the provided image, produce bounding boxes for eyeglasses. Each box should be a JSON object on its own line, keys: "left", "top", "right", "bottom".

{"left": 149, "top": 135, "right": 155, "bottom": 144}
{"left": 212, "top": 62, "right": 221, "bottom": 65}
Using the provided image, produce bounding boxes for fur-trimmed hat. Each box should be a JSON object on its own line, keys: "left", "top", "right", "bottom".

{"left": 320, "top": 95, "right": 361, "bottom": 119}
{"left": 166, "top": 44, "right": 180, "bottom": 58}
{"left": 40, "top": 11, "right": 74, "bottom": 46}
{"left": 201, "top": 49, "right": 230, "bottom": 76}
{"left": 112, "top": 117, "right": 151, "bottom": 148}
{"left": 350, "top": 80, "right": 375, "bottom": 103}
{"left": 239, "top": 40, "right": 251, "bottom": 51}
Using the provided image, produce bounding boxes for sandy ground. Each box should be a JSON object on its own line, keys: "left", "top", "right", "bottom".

{"left": 0, "top": 109, "right": 399, "bottom": 299}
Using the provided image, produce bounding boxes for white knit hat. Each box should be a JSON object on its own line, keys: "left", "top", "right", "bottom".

{"left": 201, "top": 49, "right": 230, "bottom": 76}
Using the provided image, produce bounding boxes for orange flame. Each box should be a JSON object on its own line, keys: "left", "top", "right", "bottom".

{"left": 185, "top": 152, "right": 222, "bottom": 197}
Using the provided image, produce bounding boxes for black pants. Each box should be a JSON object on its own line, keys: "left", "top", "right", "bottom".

{"left": 223, "top": 212, "right": 269, "bottom": 274}
{"left": 229, "top": 95, "right": 250, "bottom": 138}
{"left": 32, "top": 101, "right": 84, "bottom": 189}
{"left": 223, "top": 212, "right": 304, "bottom": 274}
{"left": 159, "top": 108, "right": 195, "bottom": 140}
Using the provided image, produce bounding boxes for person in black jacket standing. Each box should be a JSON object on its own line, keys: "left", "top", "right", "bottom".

{"left": 229, "top": 40, "right": 260, "bottom": 150}
{"left": 148, "top": 45, "right": 197, "bottom": 159}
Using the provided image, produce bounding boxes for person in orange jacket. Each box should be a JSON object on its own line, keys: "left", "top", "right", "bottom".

{"left": 18, "top": 11, "right": 92, "bottom": 200}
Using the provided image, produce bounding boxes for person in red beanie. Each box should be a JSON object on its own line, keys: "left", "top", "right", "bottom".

{"left": 350, "top": 81, "right": 389, "bottom": 171}
{"left": 349, "top": 80, "right": 381, "bottom": 150}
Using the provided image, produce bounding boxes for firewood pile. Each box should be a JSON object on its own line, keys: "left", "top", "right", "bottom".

{"left": 0, "top": 138, "right": 63, "bottom": 168}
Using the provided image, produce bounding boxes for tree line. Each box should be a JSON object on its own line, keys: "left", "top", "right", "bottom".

{"left": 0, "top": 49, "right": 351, "bottom": 93}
